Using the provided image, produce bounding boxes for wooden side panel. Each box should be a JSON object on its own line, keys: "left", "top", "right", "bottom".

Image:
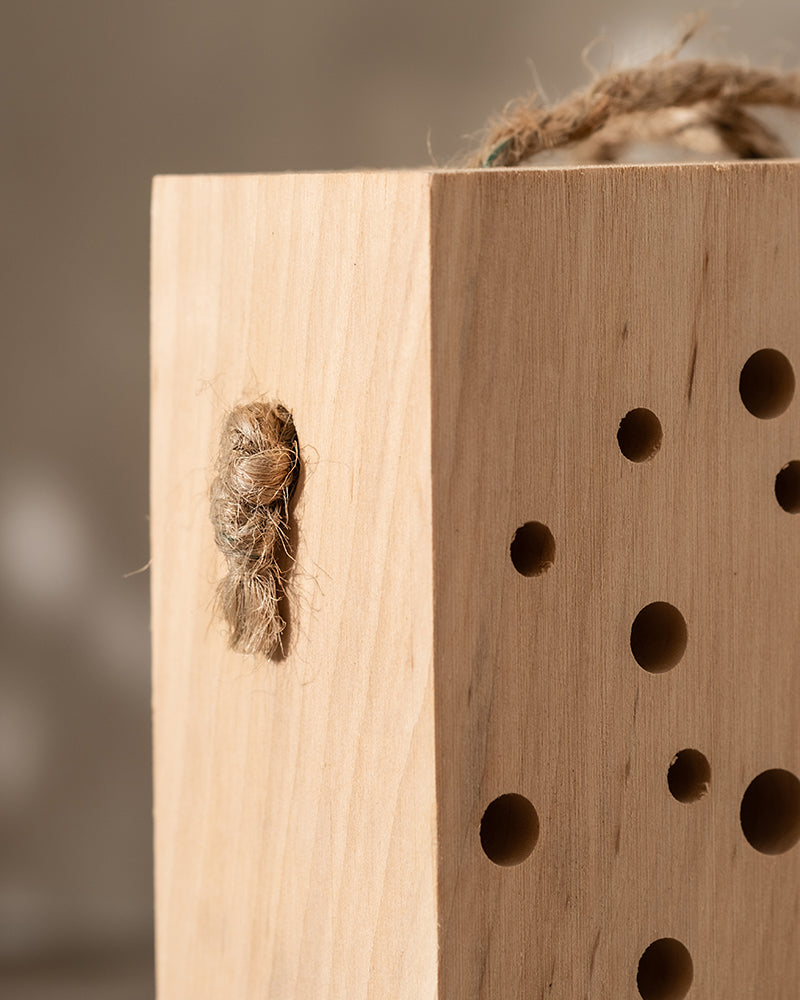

{"left": 431, "top": 163, "right": 800, "bottom": 999}
{"left": 150, "top": 172, "right": 437, "bottom": 999}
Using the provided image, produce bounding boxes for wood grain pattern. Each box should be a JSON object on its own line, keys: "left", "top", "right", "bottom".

{"left": 151, "top": 163, "right": 800, "bottom": 999}
{"left": 431, "top": 163, "right": 800, "bottom": 999}
{"left": 150, "top": 172, "right": 437, "bottom": 999}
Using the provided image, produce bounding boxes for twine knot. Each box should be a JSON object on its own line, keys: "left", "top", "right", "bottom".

{"left": 210, "top": 401, "right": 299, "bottom": 656}
{"left": 470, "top": 22, "right": 800, "bottom": 168}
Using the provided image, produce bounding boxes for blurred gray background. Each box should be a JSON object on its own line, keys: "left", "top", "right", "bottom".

{"left": 1, "top": 1, "right": 798, "bottom": 996}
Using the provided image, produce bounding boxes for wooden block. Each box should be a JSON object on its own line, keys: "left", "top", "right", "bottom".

{"left": 151, "top": 164, "right": 800, "bottom": 999}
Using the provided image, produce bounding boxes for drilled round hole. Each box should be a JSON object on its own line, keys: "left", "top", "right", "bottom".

{"left": 617, "top": 408, "right": 663, "bottom": 463}
{"left": 668, "top": 749, "right": 710, "bottom": 804}
{"left": 637, "top": 938, "right": 694, "bottom": 1000}
{"left": 630, "top": 602, "right": 688, "bottom": 673}
{"left": 479, "top": 793, "right": 539, "bottom": 866}
{"left": 739, "top": 349, "right": 795, "bottom": 418}
{"left": 510, "top": 522, "right": 555, "bottom": 576}
{"left": 740, "top": 768, "right": 800, "bottom": 855}
{"left": 775, "top": 461, "right": 800, "bottom": 513}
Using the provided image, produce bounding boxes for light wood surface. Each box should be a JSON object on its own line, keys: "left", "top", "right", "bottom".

{"left": 150, "top": 172, "right": 437, "bottom": 999}
{"left": 151, "top": 163, "right": 800, "bottom": 998}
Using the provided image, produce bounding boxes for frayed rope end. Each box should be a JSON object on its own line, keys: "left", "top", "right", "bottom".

{"left": 210, "top": 400, "right": 299, "bottom": 657}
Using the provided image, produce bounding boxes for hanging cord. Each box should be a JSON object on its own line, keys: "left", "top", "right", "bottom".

{"left": 470, "top": 24, "right": 800, "bottom": 167}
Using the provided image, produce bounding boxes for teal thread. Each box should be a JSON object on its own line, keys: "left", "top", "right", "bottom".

{"left": 484, "top": 138, "right": 512, "bottom": 167}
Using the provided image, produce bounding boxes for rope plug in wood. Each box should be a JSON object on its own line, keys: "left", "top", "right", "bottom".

{"left": 209, "top": 401, "right": 299, "bottom": 656}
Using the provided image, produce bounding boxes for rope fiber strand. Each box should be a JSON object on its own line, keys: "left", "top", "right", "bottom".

{"left": 210, "top": 401, "right": 300, "bottom": 657}
{"left": 471, "top": 57, "right": 800, "bottom": 168}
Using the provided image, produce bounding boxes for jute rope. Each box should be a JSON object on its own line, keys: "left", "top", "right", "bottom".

{"left": 210, "top": 401, "right": 299, "bottom": 656}
{"left": 574, "top": 103, "right": 790, "bottom": 163}
{"left": 471, "top": 44, "right": 800, "bottom": 167}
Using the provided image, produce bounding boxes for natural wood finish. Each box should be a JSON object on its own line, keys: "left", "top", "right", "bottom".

{"left": 430, "top": 163, "right": 800, "bottom": 998}
{"left": 151, "top": 163, "right": 800, "bottom": 999}
{"left": 150, "top": 172, "right": 437, "bottom": 999}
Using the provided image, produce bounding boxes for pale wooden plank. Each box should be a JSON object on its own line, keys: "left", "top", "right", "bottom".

{"left": 152, "top": 163, "right": 800, "bottom": 1000}
{"left": 150, "top": 171, "right": 437, "bottom": 1000}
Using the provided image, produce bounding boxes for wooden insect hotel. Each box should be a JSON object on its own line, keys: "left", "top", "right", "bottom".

{"left": 150, "top": 163, "right": 800, "bottom": 998}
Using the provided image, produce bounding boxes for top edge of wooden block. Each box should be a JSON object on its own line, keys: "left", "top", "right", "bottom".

{"left": 151, "top": 159, "right": 800, "bottom": 184}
